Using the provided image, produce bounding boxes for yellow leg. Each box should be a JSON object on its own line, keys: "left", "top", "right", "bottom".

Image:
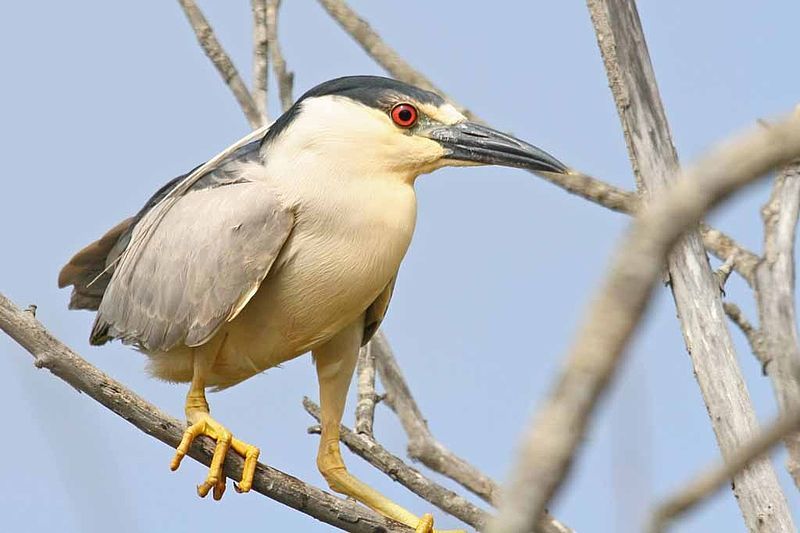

{"left": 170, "top": 351, "right": 260, "bottom": 500}
{"left": 314, "top": 321, "right": 464, "bottom": 533}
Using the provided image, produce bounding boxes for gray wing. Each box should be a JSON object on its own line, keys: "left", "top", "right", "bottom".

{"left": 59, "top": 138, "right": 266, "bottom": 311}
{"left": 363, "top": 276, "right": 397, "bottom": 345}
{"left": 90, "top": 177, "right": 294, "bottom": 352}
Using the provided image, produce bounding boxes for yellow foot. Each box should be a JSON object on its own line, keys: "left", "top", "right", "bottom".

{"left": 414, "top": 513, "right": 465, "bottom": 533}
{"left": 170, "top": 414, "right": 260, "bottom": 500}
{"left": 416, "top": 514, "right": 434, "bottom": 533}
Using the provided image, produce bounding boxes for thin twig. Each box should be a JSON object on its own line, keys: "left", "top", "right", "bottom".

{"left": 314, "top": 0, "right": 478, "bottom": 122}
{"left": 0, "top": 293, "right": 411, "bottom": 533}
{"left": 355, "top": 343, "right": 378, "bottom": 438}
{"left": 648, "top": 408, "right": 800, "bottom": 533}
{"left": 714, "top": 253, "right": 737, "bottom": 295}
{"left": 304, "top": 397, "right": 489, "bottom": 531}
{"left": 723, "top": 301, "right": 769, "bottom": 371}
{"left": 488, "top": 111, "right": 800, "bottom": 533}
{"left": 251, "top": 0, "right": 269, "bottom": 123}
{"left": 699, "top": 222, "right": 758, "bottom": 285}
{"left": 753, "top": 159, "right": 800, "bottom": 488}
{"left": 372, "top": 332, "right": 501, "bottom": 506}
{"left": 266, "top": 0, "right": 294, "bottom": 112}
{"left": 584, "top": 1, "right": 793, "bottom": 531}
{"left": 177, "top": 0, "right": 263, "bottom": 129}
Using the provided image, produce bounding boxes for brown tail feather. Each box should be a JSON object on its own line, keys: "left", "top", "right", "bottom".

{"left": 58, "top": 217, "right": 134, "bottom": 311}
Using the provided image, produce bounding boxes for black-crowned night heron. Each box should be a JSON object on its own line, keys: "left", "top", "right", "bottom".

{"left": 59, "top": 76, "right": 568, "bottom": 533}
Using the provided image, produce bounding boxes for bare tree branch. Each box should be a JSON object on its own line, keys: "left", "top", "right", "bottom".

{"left": 251, "top": 0, "right": 269, "bottom": 123}
{"left": 584, "top": 1, "right": 792, "bottom": 531}
{"left": 177, "top": 0, "right": 263, "bottom": 129}
{"left": 648, "top": 408, "right": 800, "bottom": 533}
{"left": 488, "top": 110, "right": 800, "bottom": 533}
{"left": 700, "top": 222, "right": 759, "bottom": 285}
{"left": 714, "top": 253, "right": 737, "bottom": 293}
{"left": 314, "top": 0, "right": 478, "bottom": 122}
{"left": 723, "top": 301, "right": 769, "bottom": 370}
{"left": 753, "top": 160, "right": 800, "bottom": 488}
{"left": 372, "top": 332, "right": 501, "bottom": 507}
{"left": 355, "top": 343, "right": 378, "bottom": 438}
{"left": 266, "top": 0, "right": 294, "bottom": 112}
{"left": 0, "top": 293, "right": 412, "bottom": 533}
{"left": 304, "top": 397, "right": 491, "bottom": 532}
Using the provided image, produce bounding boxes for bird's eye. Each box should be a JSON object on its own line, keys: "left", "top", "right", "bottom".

{"left": 390, "top": 103, "right": 418, "bottom": 128}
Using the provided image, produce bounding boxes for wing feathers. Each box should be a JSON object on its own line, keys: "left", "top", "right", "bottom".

{"left": 91, "top": 181, "right": 293, "bottom": 352}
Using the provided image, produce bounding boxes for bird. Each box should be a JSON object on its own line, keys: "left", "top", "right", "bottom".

{"left": 58, "top": 75, "right": 569, "bottom": 533}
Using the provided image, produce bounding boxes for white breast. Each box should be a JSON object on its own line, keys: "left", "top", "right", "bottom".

{"left": 271, "top": 174, "right": 417, "bottom": 343}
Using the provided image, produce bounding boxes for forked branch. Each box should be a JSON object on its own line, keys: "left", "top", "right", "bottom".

{"left": 753, "top": 159, "right": 800, "bottom": 488}
{"left": 372, "top": 332, "right": 501, "bottom": 507}
{"left": 585, "top": 1, "right": 792, "bottom": 530}
{"left": 489, "top": 111, "right": 800, "bottom": 533}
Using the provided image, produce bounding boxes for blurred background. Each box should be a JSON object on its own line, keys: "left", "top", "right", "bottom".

{"left": 1, "top": 1, "right": 798, "bottom": 531}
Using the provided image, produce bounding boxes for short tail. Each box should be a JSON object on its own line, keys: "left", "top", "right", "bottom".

{"left": 58, "top": 217, "right": 134, "bottom": 311}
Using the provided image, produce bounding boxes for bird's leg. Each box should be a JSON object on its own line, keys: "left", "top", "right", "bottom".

{"left": 170, "top": 349, "right": 260, "bottom": 500}
{"left": 314, "top": 322, "right": 463, "bottom": 533}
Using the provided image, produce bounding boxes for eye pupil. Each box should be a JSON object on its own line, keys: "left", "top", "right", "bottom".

{"left": 391, "top": 103, "right": 418, "bottom": 128}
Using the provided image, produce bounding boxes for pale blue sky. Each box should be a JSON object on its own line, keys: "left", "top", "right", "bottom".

{"left": 1, "top": 2, "right": 798, "bottom": 532}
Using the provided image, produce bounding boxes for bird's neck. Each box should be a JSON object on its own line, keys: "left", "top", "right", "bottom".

{"left": 254, "top": 141, "right": 417, "bottom": 241}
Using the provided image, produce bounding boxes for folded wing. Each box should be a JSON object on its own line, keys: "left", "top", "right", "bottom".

{"left": 89, "top": 177, "right": 294, "bottom": 352}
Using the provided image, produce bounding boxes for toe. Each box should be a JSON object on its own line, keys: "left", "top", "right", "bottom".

{"left": 172, "top": 416, "right": 260, "bottom": 501}
{"left": 415, "top": 513, "right": 434, "bottom": 533}
{"left": 197, "top": 479, "right": 215, "bottom": 498}
{"left": 171, "top": 420, "right": 205, "bottom": 471}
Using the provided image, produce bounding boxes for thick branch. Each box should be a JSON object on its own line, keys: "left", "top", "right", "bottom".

{"left": 753, "top": 160, "right": 800, "bottom": 488}
{"left": 649, "top": 408, "right": 800, "bottom": 533}
{"left": 266, "top": 0, "right": 294, "bottom": 112}
{"left": 355, "top": 343, "right": 378, "bottom": 438}
{"left": 177, "top": 0, "right": 263, "bottom": 129}
{"left": 0, "top": 293, "right": 411, "bottom": 533}
{"left": 585, "top": 1, "right": 792, "bottom": 530}
{"left": 304, "top": 397, "right": 490, "bottom": 531}
{"left": 489, "top": 111, "right": 800, "bottom": 533}
{"left": 251, "top": 0, "right": 269, "bottom": 123}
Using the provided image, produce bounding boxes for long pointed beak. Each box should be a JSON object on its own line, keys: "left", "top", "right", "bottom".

{"left": 425, "top": 121, "right": 569, "bottom": 174}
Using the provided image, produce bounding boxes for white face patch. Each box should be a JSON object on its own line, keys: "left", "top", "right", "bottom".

{"left": 418, "top": 102, "right": 466, "bottom": 125}
{"left": 263, "top": 95, "right": 447, "bottom": 183}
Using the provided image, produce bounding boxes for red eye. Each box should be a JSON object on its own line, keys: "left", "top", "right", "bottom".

{"left": 390, "top": 103, "right": 418, "bottom": 128}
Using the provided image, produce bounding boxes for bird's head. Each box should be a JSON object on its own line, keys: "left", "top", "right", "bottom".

{"left": 262, "top": 76, "right": 569, "bottom": 182}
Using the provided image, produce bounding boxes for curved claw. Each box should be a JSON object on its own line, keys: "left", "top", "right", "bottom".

{"left": 213, "top": 479, "right": 227, "bottom": 500}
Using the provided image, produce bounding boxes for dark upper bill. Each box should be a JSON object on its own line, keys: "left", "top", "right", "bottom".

{"left": 425, "top": 121, "right": 568, "bottom": 174}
